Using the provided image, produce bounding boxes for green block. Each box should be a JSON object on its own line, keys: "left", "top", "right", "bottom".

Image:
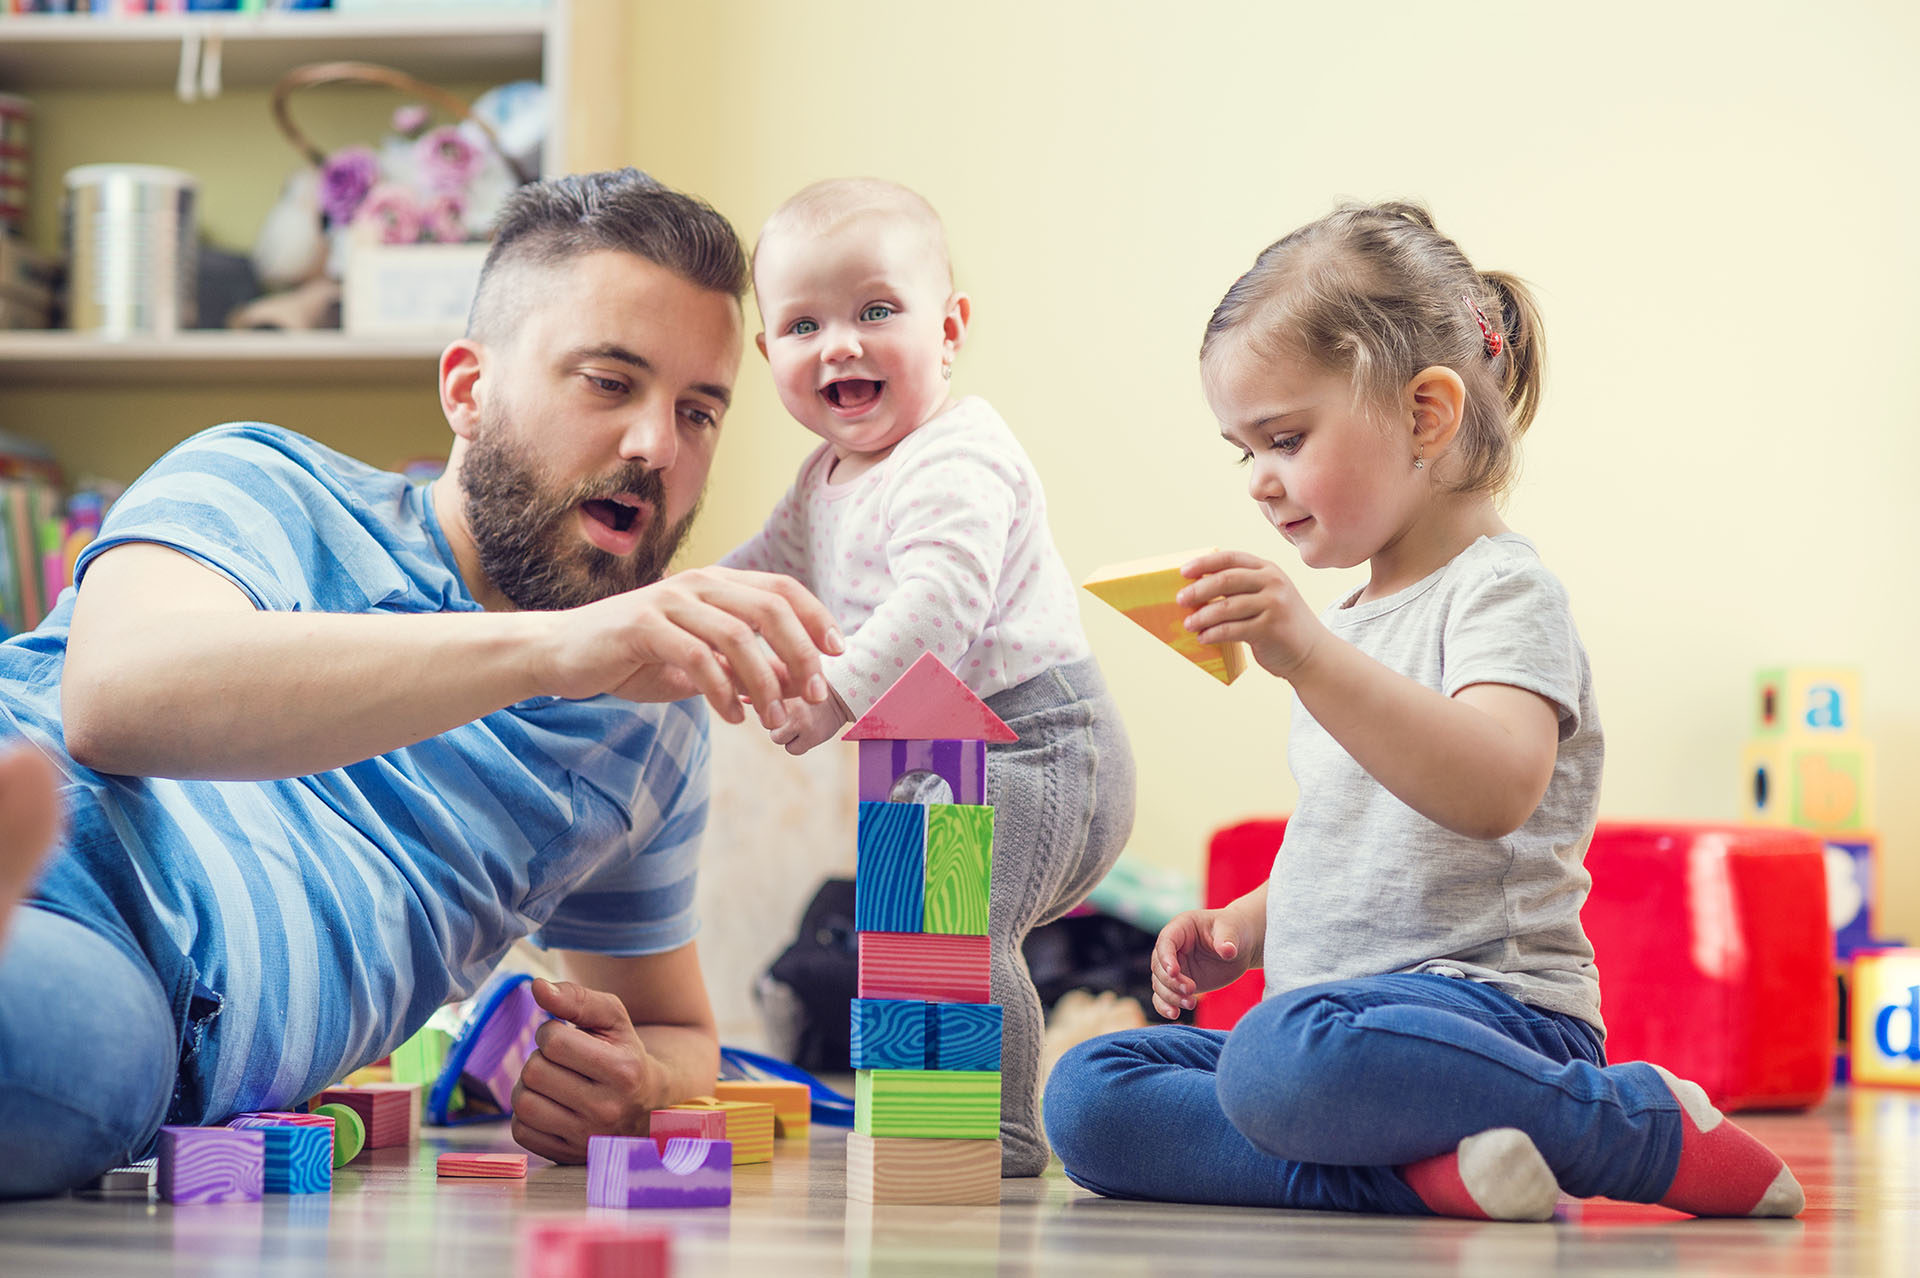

{"left": 313, "top": 1102, "right": 365, "bottom": 1168}
{"left": 855, "top": 1069, "right": 1001, "bottom": 1139}
{"left": 389, "top": 1025, "right": 451, "bottom": 1086}
{"left": 923, "top": 803, "right": 993, "bottom": 935}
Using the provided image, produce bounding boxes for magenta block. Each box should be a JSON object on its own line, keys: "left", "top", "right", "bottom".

{"left": 157, "top": 1125, "right": 264, "bottom": 1204}
{"left": 586, "top": 1134, "right": 731, "bottom": 1208}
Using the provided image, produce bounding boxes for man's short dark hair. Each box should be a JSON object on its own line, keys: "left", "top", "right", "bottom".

{"left": 467, "top": 168, "right": 748, "bottom": 340}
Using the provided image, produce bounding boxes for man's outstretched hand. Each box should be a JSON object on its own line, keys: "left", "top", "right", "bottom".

{"left": 510, "top": 978, "right": 663, "bottom": 1164}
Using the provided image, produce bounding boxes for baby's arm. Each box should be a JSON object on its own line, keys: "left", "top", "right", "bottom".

{"left": 716, "top": 479, "right": 809, "bottom": 579}
{"left": 1151, "top": 881, "right": 1268, "bottom": 1020}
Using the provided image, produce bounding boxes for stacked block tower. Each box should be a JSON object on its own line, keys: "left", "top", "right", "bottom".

{"left": 845, "top": 652, "right": 1012, "bottom": 1206}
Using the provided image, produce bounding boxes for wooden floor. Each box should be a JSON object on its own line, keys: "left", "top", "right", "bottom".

{"left": 1, "top": 1086, "right": 1915, "bottom": 1276}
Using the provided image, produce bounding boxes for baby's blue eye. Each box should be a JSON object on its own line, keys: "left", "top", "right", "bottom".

{"left": 861, "top": 304, "right": 893, "bottom": 322}
{"left": 791, "top": 319, "right": 818, "bottom": 335}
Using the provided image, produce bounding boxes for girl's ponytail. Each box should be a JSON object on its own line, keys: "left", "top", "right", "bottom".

{"left": 1480, "top": 270, "right": 1544, "bottom": 442}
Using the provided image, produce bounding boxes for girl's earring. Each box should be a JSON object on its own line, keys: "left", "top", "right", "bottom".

{"left": 1413, "top": 448, "right": 1425, "bottom": 470}
{"left": 941, "top": 361, "right": 953, "bottom": 381}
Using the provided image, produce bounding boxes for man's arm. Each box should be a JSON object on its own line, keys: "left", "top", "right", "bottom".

{"left": 62, "top": 543, "right": 840, "bottom": 780}
{"left": 508, "top": 945, "right": 719, "bottom": 1163}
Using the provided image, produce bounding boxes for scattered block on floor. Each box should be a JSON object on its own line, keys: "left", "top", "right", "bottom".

{"left": 929, "top": 1002, "right": 1003, "bottom": 1071}
{"left": 522, "top": 1220, "right": 671, "bottom": 1278}
{"left": 854, "top": 1070, "right": 1001, "bottom": 1140}
{"left": 855, "top": 801, "right": 926, "bottom": 934}
{"left": 586, "top": 1134, "right": 732, "bottom": 1209}
{"left": 922, "top": 803, "right": 993, "bottom": 935}
{"left": 857, "top": 932, "right": 990, "bottom": 1003}
{"left": 844, "top": 651, "right": 1019, "bottom": 744}
{"left": 858, "top": 737, "right": 988, "bottom": 805}
{"left": 1082, "top": 550, "right": 1250, "bottom": 684}
{"left": 310, "top": 1103, "right": 366, "bottom": 1167}
{"left": 256, "top": 1124, "right": 333, "bottom": 1193}
{"left": 79, "top": 1163, "right": 154, "bottom": 1197}
{"left": 1851, "top": 947, "right": 1920, "bottom": 1088}
{"left": 711, "top": 1079, "right": 810, "bottom": 1142}
{"left": 157, "top": 1125, "right": 265, "bottom": 1204}
{"left": 845, "top": 1131, "right": 1001, "bottom": 1206}
{"left": 313, "top": 1086, "right": 411, "bottom": 1149}
{"left": 391, "top": 1024, "right": 454, "bottom": 1087}
{"left": 648, "top": 1105, "right": 727, "bottom": 1151}
{"left": 851, "top": 998, "right": 929, "bottom": 1070}
{"left": 653, "top": 1097, "right": 774, "bottom": 1164}
{"left": 437, "top": 1151, "right": 529, "bottom": 1179}
{"left": 357, "top": 1081, "right": 425, "bottom": 1145}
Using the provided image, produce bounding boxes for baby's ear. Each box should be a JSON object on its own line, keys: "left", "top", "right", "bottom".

{"left": 944, "top": 292, "right": 973, "bottom": 354}
{"left": 755, "top": 331, "right": 769, "bottom": 361}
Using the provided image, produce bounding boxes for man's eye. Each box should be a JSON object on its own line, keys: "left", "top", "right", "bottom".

{"left": 791, "top": 319, "right": 818, "bottom": 335}
{"left": 684, "top": 407, "right": 718, "bottom": 429}
{"left": 860, "top": 304, "right": 893, "bottom": 322}
{"left": 587, "top": 375, "right": 625, "bottom": 394}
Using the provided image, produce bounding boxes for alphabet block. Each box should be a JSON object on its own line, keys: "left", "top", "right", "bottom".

{"left": 855, "top": 801, "right": 925, "bottom": 933}
{"left": 845, "top": 1131, "right": 1001, "bottom": 1206}
{"left": 851, "top": 998, "right": 928, "bottom": 1070}
{"left": 929, "top": 1003, "right": 1003, "bottom": 1071}
{"left": 1850, "top": 948, "right": 1920, "bottom": 1089}
{"left": 923, "top": 804, "right": 993, "bottom": 935}
{"left": 1825, "top": 831, "right": 1881, "bottom": 957}
{"left": 1754, "top": 666, "right": 1862, "bottom": 738}
{"left": 157, "top": 1126, "right": 264, "bottom": 1204}
{"left": 711, "top": 1079, "right": 810, "bottom": 1141}
{"left": 857, "top": 932, "right": 990, "bottom": 1003}
{"left": 653, "top": 1097, "right": 774, "bottom": 1164}
{"left": 854, "top": 1069, "right": 1001, "bottom": 1140}
{"left": 437, "top": 1151, "right": 527, "bottom": 1179}
{"left": 1743, "top": 739, "right": 1875, "bottom": 831}
{"left": 859, "top": 737, "right": 988, "bottom": 805}
{"left": 1082, "top": 551, "right": 1249, "bottom": 684}
{"left": 586, "top": 1135, "right": 732, "bottom": 1208}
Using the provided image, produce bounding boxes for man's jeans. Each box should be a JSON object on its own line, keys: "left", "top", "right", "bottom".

{"left": 0, "top": 907, "right": 176, "bottom": 1198}
{"left": 1043, "top": 973, "right": 1687, "bottom": 1214}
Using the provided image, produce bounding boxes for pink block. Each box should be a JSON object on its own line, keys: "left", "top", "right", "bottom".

{"left": 857, "top": 931, "right": 990, "bottom": 1003}
{"left": 648, "top": 1107, "right": 727, "bottom": 1152}
{"left": 845, "top": 652, "right": 1017, "bottom": 743}
{"left": 522, "top": 1220, "right": 671, "bottom": 1278}
{"left": 586, "top": 1134, "right": 731, "bottom": 1209}
{"left": 313, "top": 1087, "right": 411, "bottom": 1148}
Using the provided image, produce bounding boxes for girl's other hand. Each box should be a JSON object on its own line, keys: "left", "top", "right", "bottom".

{"left": 1150, "top": 907, "right": 1254, "bottom": 1020}
{"left": 1177, "top": 549, "right": 1324, "bottom": 681}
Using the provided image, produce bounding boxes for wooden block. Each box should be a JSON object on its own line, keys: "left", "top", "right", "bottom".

{"left": 314, "top": 1086, "right": 412, "bottom": 1149}
{"left": 858, "top": 737, "right": 987, "bottom": 805}
{"left": 389, "top": 1025, "right": 453, "bottom": 1087}
{"left": 78, "top": 1163, "right": 154, "bottom": 1197}
{"left": 648, "top": 1105, "right": 727, "bottom": 1151}
{"left": 654, "top": 1097, "right": 774, "bottom": 1164}
{"left": 437, "top": 1151, "right": 528, "bottom": 1179}
{"left": 855, "top": 801, "right": 925, "bottom": 933}
{"left": 257, "top": 1124, "right": 332, "bottom": 1193}
{"left": 845, "top": 1131, "right": 1001, "bottom": 1205}
{"left": 858, "top": 932, "right": 990, "bottom": 1003}
{"left": 586, "top": 1134, "right": 731, "bottom": 1208}
{"left": 1082, "top": 550, "right": 1249, "bottom": 684}
{"left": 356, "top": 1081, "right": 424, "bottom": 1145}
{"left": 846, "top": 651, "right": 1018, "bottom": 743}
{"left": 157, "top": 1125, "right": 264, "bottom": 1204}
{"left": 1826, "top": 830, "right": 1881, "bottom": 956}
{"left": 929, "top": 1003, "right": 1003, "bottom": 1071}
{"left": 1754, "top": 666, "right": 1863, "bottom": 738}
{"left": 1743, "top": 738, "right": 1875, "bottom": 831}
{"left": 855, "top": 1070, "right": 1001, "bottom": 1139}
{"left": 1850, "top": 948, "right": 1920, "bottom": 1089}
{"left": 711, "top": 1079, "right": 810, "bottom": 1141}
{"left": 923, "top": 804, "right": 992, "bottom": 935}
{"left": 523, "top": 1220, "right": 672, "bottom": 1278}
{"left": 310, "top": 1103, "right": 365, "bottom": 1167}
{"left": 851, "top": 998, "right": 928, "bottom": 1069}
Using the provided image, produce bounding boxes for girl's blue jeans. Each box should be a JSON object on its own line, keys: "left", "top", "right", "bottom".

{"left": 1042, "top": 973, "right": 1688, "bottom": 1214}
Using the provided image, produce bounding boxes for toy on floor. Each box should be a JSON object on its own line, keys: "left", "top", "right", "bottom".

{"left": 437, "top": 1151, "right": 529, "bottom": 1179}
{"left": 647, "top": 1097, "right": 774, "bottom": 1164}
{"left": 157, "top": 1125, "right": 264, "bottom": 1204}
{"left": 231, "top": 1109, "right": 350, "bottom": 1177}
{"left": 522, "top": 1220, "right": 671, "bottom": 1278}
{"left": 711, "top": 1078, "right": 811, "bottom": 1142}
{"left": 310, "top": 1103, "right": 366, "bottom": 1166}
{"left": 313, "top": 1085, "right": 411, "bottom": 1150}
{"left": 430, "top": 970, "right": 551, "bottom": 1125}
{"left": 585, "top": 1134, "right": 732, "bottom": 1209}
{"left": 844, "top": 653, "right": 1006, "bottom": 1206}
{"left": 1081, "top": 549, "right": 1249, "bottom": 684}
{"left": 1849, "top": 947, "right": 1920, "bottom": 1089}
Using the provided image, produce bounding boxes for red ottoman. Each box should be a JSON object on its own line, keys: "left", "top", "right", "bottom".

{"left": 1197, "top": 818, "right": 1833, "bottom": 1112}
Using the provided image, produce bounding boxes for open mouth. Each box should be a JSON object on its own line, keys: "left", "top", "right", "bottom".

{"left": 582, "top": 494, "right": 646, "bottom": 535}
{"left": 821, "top": 378, "right": 884, "bottom": 412}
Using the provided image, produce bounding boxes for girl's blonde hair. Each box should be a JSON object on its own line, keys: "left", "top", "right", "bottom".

{"left": 1201, "top": 202, "right": 1544, "bottom": 497}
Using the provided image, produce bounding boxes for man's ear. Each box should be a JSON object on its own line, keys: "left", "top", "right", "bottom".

{"left": 943, "top": 292, "right": 972, "bottom": 359}
{"left": 755, "top": 331, "right": 768, "bottom": 362}
{"left": 1405, "top": 365, "right": 1466, "bottom": 453}
{"left": 440, "top": 339, "right": 485, "bottom": 442}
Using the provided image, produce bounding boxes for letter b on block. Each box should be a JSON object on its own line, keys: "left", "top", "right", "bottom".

{"left": 857, "top": 801, "right": 926, "bottom": 933}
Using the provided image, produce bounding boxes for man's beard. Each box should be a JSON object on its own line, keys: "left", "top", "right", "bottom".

{"left": 458, "top": 412, "right": 701, "bottom": 612}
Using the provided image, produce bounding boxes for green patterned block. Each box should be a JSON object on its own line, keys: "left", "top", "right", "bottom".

{"left": 389, "top": 1025, "right": 452, "bottom": 1086}
{"left": 923, "top": 803, "right": 993, "bottom": 936}
{"left": 855, "top": 1069, "right": 1001, "bottom": 1139}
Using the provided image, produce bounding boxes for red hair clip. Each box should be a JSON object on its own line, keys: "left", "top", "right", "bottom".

{"left": 1464, "top": 294, "right": 1504, "bottom": 358}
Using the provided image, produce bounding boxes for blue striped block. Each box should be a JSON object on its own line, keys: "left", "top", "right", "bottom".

{"left": 855, "top": 802, "right": 925, "bottom": 933}
{"left": 260, "top": 1123, "right": 333, "bottom": 1193}
{"left": 851, "top": 998, "right": 928, "bottom": 1070}
{"left": 929, "top": 1002, "right": 1003, "bottom": 1071}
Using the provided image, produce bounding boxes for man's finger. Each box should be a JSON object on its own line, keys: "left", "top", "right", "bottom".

{"left": 530, "top": 977, "right": 633, "bottom": 1036}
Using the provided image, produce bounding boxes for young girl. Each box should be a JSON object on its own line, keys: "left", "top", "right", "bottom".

{"left": 1041, "top": 203, "right": 1803, "bottom": 1220}
{"left": 722, "top": 178, "right": 1136, "bottom": 1176}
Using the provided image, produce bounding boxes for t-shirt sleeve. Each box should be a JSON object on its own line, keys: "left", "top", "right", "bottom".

{"left": 530, "top": 709, "right": 710, "bottom": 956}
{"left": 1441, "top": 559, "right": 1587, "bottom": 740}
{"left": 72, "top": 424, "right": 412, "bottom": 615}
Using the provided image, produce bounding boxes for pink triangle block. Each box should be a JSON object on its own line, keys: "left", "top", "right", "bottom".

{"left": 845, "top": 652, "right": 1017, "bottom": 743}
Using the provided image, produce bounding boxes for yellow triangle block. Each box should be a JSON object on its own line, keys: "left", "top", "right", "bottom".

{"left": 1083, "top": 550, "right": 1249, "bottom": 685}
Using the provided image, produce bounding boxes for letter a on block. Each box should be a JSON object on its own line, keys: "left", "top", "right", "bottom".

{"left": 857, "top": 801, "right": 926, "bottom": 933}
{"left": 1082, "top": 550, "right": 1249, "bottom": 684}
{"left": 846, "top": 652, "right": 1018, "bottom": 743}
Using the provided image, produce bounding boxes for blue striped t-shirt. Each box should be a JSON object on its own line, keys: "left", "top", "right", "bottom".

{"left": 0, "top": 424, "right": 710, "bottom": 1123}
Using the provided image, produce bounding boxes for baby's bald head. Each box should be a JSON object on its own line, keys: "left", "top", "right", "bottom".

{"left": 753, "top": 178, "right": 952, "bottom": 299}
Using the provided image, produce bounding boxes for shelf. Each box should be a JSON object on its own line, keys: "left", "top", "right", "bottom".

{"left": 0, "top": 9, "right": 549, "bottom": 92}
{"left": 0, "top": 330, "right": 448, "bottom": 386}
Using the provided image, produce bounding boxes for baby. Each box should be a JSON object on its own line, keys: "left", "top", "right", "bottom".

{"left": 724, "top": 178, "right": 1136, "bottom": 1175}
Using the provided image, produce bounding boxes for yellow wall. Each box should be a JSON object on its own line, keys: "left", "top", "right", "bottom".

{"left": 622, "top": 1, "right": 1920, "bottom": 940}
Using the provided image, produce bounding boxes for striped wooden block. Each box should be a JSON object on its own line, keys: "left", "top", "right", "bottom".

{"left": 855, "top": 801, "right": 925, "bottom": 933}
{"left": 257, "top": 1124, "right": 332, "bottom": 1193}
{"left": 1082, "top": 551, "right": 1250, "bottom": 684}
{"left": 851, "top": 998, "right": 928, "bottom": 1069}
{"left": 855, "top": 1069, "right": 1001, "bottom": 1140}
{"left": 846, "top": 1131, "right": 1001, "bottom": 1205}
{"left": 858, "top": 737, "right": 988, "bottom": 805}
{"left": 157, "top": 1126, "right": 264, "bottom": 1204}
{"left": 313, "top": 1086, "right": 410, "bottom": 1149}
{"left": 355, "top": 1081, "right": 424, "bottom": 1146}
{"left": 923, "top": 803, "right": 993, "bottom": 935}
{"left": 523, "top": 1221, "right": 671, "bottom": 1278}
{"left": 649, "top": 1105, "right": 727, "bottom": 1152}
{"left": 587, "top": 1135, "right": 731, "bottom": 1209}
{"left": 857, "top": 931, "right": 990, "bottom": 1003}
{"left": 654, "top": 1097, "right": 774, "bottom": 1164}
{"left": 929, "top": 1002, "right": 1003, "bottom": 1071}
{"left": 436, "top": 1151, "right": 527, "bottom": 1179}
{"left": 711, "top": 1079, "right": 810, "bottom": 1141}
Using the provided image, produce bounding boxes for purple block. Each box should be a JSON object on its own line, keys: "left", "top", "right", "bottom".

{"left": 464, "top": 979, "right": 549, "bottom": 1111}
{"left": 859, "top": 738, "right": 987, "bottom": 805}
{"left": 158, "top": 1126, "right": 264, "bottom": 1204}
{"left": 586, "top": 1134, "right": 731, "bottom": 1208}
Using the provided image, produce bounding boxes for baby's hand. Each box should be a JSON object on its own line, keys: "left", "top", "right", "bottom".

{"left": 1177, "top": 549, "right": 1325, "bottom": 681}
{"left": 1150, "top": 907, "right": 1254, "bottom": 1020}
{"left": 767, "top": 683, "right": 852, "bottom": 755}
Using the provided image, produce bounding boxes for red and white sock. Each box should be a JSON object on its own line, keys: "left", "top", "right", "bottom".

{"left": 1647, "top": 1064, "right": 1804, "bottom": 1217}
{"left": 1400, "top": 1128, "right": 1560, "bottom": 1222}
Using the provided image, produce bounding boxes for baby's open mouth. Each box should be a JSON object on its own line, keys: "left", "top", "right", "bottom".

{"left": 823, "top": 378, "right": 884, "bottom": 411}
{"left": 582, "top": 494, "right": 644, "bottom": 533}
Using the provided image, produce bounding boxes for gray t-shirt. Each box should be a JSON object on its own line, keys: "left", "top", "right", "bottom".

{"left": 1261, "top": 533, "right": 1606, "bottom": 1033}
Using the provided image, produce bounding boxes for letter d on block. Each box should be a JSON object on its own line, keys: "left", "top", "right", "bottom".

{"left": 1875, "top": 986, "right": 1920, "bottom": 1063}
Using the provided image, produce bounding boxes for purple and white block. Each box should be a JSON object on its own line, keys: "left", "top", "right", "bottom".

{"left": 586, "top": 1134, "right": 732, "bottom": 1208}
{"left": 157, "top": 1125, "right": 264, "bottom": 1204}
{"left": 464, "top": 979, "right": 550, "bottom": 1112}
{"left": 859, "top": 737, "right": 987, "bottom": 805}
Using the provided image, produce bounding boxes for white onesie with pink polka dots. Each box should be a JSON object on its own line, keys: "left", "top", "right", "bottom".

{"left": 720, "top": 395, "right": 1091, "bottom": 718}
